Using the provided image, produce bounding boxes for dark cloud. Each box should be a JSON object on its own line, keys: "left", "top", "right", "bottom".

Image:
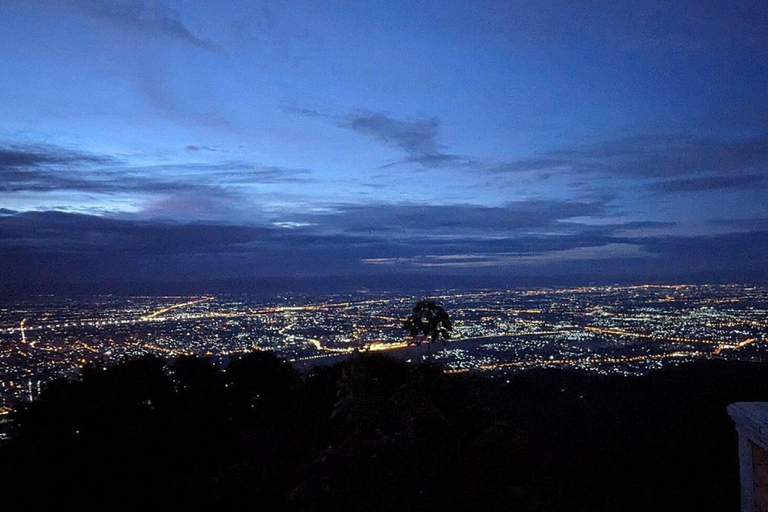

{"left": 0, "top": 211, "right": 264, "bottom": 255}
{"left": 125, "top": 162, "right": 314, "bottom": 187}
{"left": 289, "top": 102, "right": 768, "bottom": 182}
{"left": 345, "top": 112, "right": 441, "bottom": 156}
{"left": 123, "top": 162, "right": 313, "bottom": 184}
{"left": 382, "top": 153, "right": 465, "bottom": 169}
{"left": 241, "top": 165, "right": 313, "bottom": 184}
{"left": 0, "top": 212, "right": 383, "bottom": 288}
{"left": 0, "top": 206, "right": 604, "bottom": 258}
{"left": 0, "top": 209, "right": 622, "bottom": 279}
{"left": 294, "top": 110, "right": 464, "bottom": 169}
{"left": 494, "top": 135, "right": 768, "bottom": 181}
{"left": 648, "top": 174, "right": 766, "bottom": 193}
{"left": 0, "top": 210, "right": 765, "bottom": 291}
{"left": 184, "top": 145, "right": 220, "bottom": 153}
{"left": 577, "top": 136, "right": 768, "bottom": 178}
{"left": 303, "top": 106, "right": 768, "bottom": 182}
{"left": 0, "top": 145, "right": 118, "bottom": 193}
{"left": 0, "top": 146, "right": 113, "bottom": 170}
{"left": 290, "top": 199, "right": 610, "bottom": 235}
{"left": 67, "top": 0, "right": 222, "bottom": 52}
{"left": 361, "top": 229, "right": 768, "bottom": 283}
{"left": 0, "top": 143, "right": 312, "bottom": 195}
{"left": 558, "top": 220, "right": 679, "bottom": 238}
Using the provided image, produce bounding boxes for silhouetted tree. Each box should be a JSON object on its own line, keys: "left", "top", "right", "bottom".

{"left": 403, "top": 299, "right": 453, "bottom": 356}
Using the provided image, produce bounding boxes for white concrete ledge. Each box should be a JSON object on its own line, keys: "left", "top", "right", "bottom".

{"left": 729, "top": 402, "right": 768, "bottom": 512}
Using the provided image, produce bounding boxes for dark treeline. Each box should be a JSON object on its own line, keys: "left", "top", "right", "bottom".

{"left": 2, "top": 352, "right": 767, "bottom": 511}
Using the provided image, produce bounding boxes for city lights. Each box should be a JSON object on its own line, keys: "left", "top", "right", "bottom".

{"left": 1, "top": 284, "right": 767, "bottom": 409}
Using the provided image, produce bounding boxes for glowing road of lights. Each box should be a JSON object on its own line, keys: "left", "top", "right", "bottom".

{"left": 306, "top": 338, "right": 357, "bottom": 354}
{"left": 713, "top": 338, "right": 758, "bottom": 356}
{"left": 140, "top": 297, "right": 214, "bottom": 320}
{"left": 13, "top": 318, "right": 34, "bottom": 357}
{"left": 368, "top": 341, "right": 410, "bottom": 351}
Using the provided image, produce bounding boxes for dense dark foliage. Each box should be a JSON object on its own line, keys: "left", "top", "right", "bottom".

{"left": 3, "top": 353, "right": 768, "bottom": 511}
{"left": 403, "top": 299, "right": 453, "bottom": 345}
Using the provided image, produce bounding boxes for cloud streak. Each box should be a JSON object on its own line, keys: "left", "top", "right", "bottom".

{"left": 67, "top": 0, "right": 222, "bottom": 51}
{"left": 297, "top": 107, "right": 768, "bottom": 191}
{"left": 1, "top": 145, "right": 117, "bottom": 193}
{"left": 0, "top": 144, "right": 312, "bottom": 196}
{"left": 288, "top": 107, "right": 464, "bottom": 170}
{"left": 492, "top": 135, "right": 768, "bottom": 185}
{"left": 285, "top": 199, "right": 610, "bottom": 236}
{"left": 0, "top": 146, "right": 113, "bottom": 169}
{"left": 344, "top": 111, "right": 442, "bottom": 157}
{"left": 362, "top": 243, "right": 647, "bottom": 268}
{"left": 648, "top": 174, "right": 766, "bottom": 193}
{"left": 343, "top": 111, "right": 475, "bottom": 170}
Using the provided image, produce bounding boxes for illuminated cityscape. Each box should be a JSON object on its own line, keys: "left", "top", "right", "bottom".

{"left": 2, "top": 2, "right": 768, "bottom": 508}
{"left": 1, "top": 283, "right": 767, "bottom": 413}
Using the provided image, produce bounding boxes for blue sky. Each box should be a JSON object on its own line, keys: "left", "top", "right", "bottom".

{"left": 1, "top": 0, "right": 767, "bottom": 292}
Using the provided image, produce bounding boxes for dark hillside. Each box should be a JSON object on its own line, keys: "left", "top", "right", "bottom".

{"left": 2, "top": 353, "right": 766, "bottom": 511}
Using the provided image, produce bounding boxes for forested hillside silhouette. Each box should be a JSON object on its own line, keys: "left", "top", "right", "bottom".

{"left": 4, "top": 352, "right": 768, "bottom": 511}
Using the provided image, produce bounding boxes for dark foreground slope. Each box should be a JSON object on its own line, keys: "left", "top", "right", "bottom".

{"left": 3, "top": 353, "right": 767, "bottom": 511}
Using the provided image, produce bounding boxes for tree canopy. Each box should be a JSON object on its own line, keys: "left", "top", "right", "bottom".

{"left": 3, "top": 351, "right": 768, "bottom": 511}
{"left": 403, "top": 299, "right": 453, "bottom": 345}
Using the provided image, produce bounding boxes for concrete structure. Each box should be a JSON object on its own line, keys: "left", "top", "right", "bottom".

{"left": 728, "top": 402, "right": 768, "bottom": 512}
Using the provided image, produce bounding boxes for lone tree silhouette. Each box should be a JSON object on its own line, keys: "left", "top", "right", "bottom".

{"left": 403, "top": 299, "right": 453, "bottom": 355}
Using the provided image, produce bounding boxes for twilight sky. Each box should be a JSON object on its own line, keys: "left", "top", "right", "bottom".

{"left": 1, "top": 0, "right": 767, "bottom": 293}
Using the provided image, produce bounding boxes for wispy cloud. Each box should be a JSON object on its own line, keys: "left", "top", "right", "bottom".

{"left": 0, "top": 211, "right": 264, "bottom": 254}
{"left": 286, "top": 107, "right": 464, "bottom": 170}
{"left": 0, "top": 143, "right": 313, "bottom": 196}
{"left": 491, "top": 135, "right": 768, "bottom": 177}
{"left": 648, "top": 174, "right": 766, "bottom": 193}
{"left": 362, "top": 243, "right": 647, "bottom": 268}
{"left": 66, "top": 0, "right": 222, "bottom": 52}
{"left": 0, "top": 145, "right": 117, "bottom": 193}
{"left": 344, "top": 111, "right": 442, "bottom": 157}
{"left": 343, "top": 111, "right": 475, "bottom": 170}
{"left": 294, "top": 107, "right": 768, "bottom": 191}
{"left": 0, "top": 145, "right": 113, "bottom": 169}
{"left": 285, "top": 199, "right": 610, "bottom": 235}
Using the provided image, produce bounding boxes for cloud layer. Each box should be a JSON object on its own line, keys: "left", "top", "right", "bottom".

{"left": 494, "top": 135, "right": 768, "bottom": 193}
{"left": 0, "top": 144, "right": 311, "bottom": 199}
{"left": 1, "top": 205, "right": 766, "bottom": 294}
